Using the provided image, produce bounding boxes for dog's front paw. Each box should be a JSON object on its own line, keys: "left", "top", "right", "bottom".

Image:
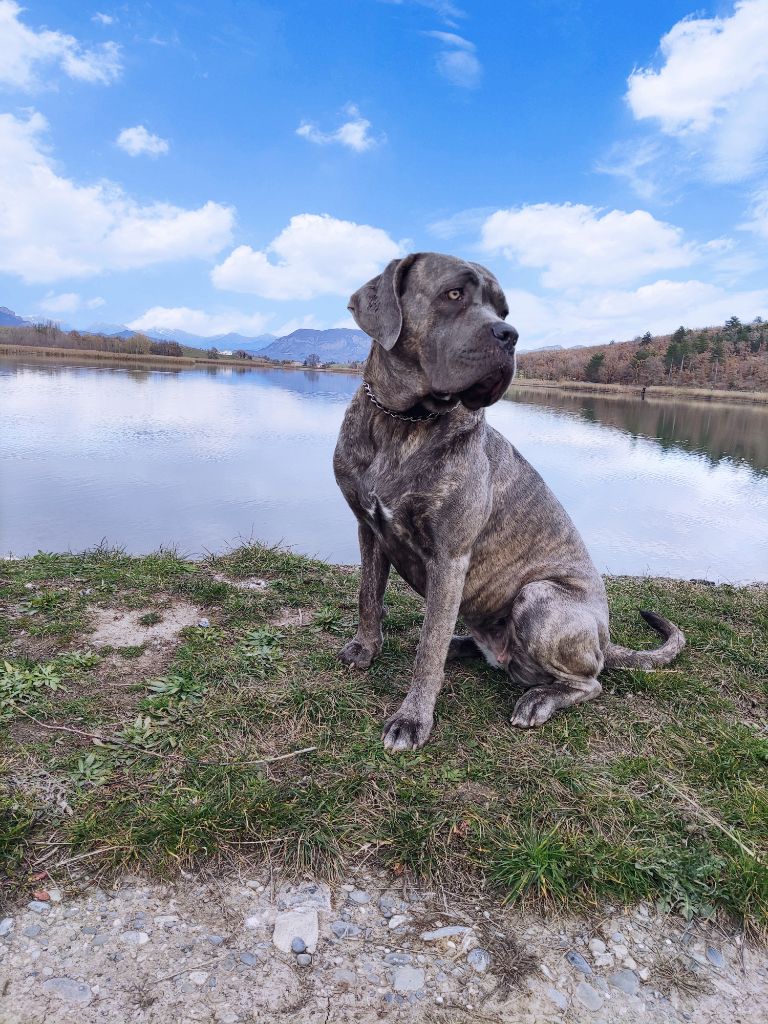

{"left": 382, "top": 707, "right": 433, "bottom": 753}
{"left": 339, "top": 639, "right": 377, "bottom": 669}
{"left": 510, "top": 687, "right": 558, "bottom": 728}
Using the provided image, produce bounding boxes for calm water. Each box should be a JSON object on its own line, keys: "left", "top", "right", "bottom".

{"left": 2, "top": 357, "right": 767, "bottom": 582}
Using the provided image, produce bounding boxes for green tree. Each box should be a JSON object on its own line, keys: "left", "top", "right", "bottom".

{"left": 585, "top": 353, "right": 605, "bottom": 382}
{"left": 640, "top": 332, "right": 653, "bottom": 346}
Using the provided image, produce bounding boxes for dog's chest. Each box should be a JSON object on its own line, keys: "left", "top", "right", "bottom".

{"left": 352, "top": 451, "right": 437, "bottom": 558}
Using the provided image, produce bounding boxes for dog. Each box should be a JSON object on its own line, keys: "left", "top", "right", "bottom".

{"left": 333, "top": 252, "right": 685, "bottom": 752}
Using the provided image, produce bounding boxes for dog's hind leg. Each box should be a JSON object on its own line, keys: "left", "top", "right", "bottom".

{"left": 339, "top": 523, "right": 390, "bottom": 669}
{"left": 507, "top": 581, "right": 606, "bottom": 728}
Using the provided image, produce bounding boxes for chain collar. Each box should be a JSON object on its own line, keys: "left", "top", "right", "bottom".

{"left": 362, "top": 380, "right": 455, "bottom": 424}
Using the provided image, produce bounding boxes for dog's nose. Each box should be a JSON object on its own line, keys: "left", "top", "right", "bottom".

{"left": 491, "top": 322, "right": 518, "bottom": 348}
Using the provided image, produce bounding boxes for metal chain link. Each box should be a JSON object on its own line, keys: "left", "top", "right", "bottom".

{"left": 362, "top": 380, "right": 453, "bottom": 424}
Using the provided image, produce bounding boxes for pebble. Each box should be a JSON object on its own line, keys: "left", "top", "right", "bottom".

{"left": 198, "top": 618, "right": 210, "bottom": 627}
{"left": 566, "top": 950, "right": 593, "bottom": 975}
{"left": 27, "top": 901, "right": 50, "bottom": 914}
{"left": 189, "top": 971, "right": 208, "bottom": 985}
{"left": 588, "top": 938, "right": 607, "bottom": 955}
{"left": 609, "top": 969, "right": 640, "bottom": 995}
{"left": 296, "top": 953, "right": 312, "bottom": 967}
{"left": 207, "top": 934, "right": 225, "bottom": 945}
{"left": 707, "top": 947, "right": 725, "bottom": 968}
{"left": 42, "top": 978, "right": 92, "bottom": 1003}
{"left": 467, "top": 947, "right": 491, "bottom": 973}
{"left": 334, "top": 968, "right": 356, "bottom": 985}
{"left": 545, "top": 986, "right": 569, "bottom": 1011}
{"left": 291, "top": 937, "right": 306, "bottom": 954}
{"left": 421, "top": 926, "right": 471, "bottom": 941}
{"left": 120, "top": 930, "right": 150, "bottom": 945}
{"left": 348, "top": 889, "right": 370, "bottom": 904}
{"left": 22, "top": 925, "right": 43, "bottom": 938}
{"left": 385, "top": 953, "right": 412, "bottom": 966}
{"left": 239, "top": 951, "right": 257, "bottom": 966}
{"left": 331, "top": 921, "right": 361, "bottom": 939}
{"left": 575, "top": 981, "right": 603, "bottom": 1011}
{"left": 0, "top": 918, "right": 14, "bottom": 937}
{"left": 388, "top": 915, "right": 408, "bottom": 930}
{"left": 391, "top": 966, "right": 425, "bottom": 993}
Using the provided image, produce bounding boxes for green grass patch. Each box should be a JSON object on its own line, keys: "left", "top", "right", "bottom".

{"left": 0, "top": 545, "right": 766, "bottom": 931}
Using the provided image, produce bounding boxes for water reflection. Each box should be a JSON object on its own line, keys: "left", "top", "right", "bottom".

{"left": 1, "top": 358, "right": 767, "bottom": 581}
{"left": 506, "top": 387, "right": 768, "bottom": 477}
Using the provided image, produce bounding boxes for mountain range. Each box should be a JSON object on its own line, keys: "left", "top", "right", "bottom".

{"left": 2, "top": 304, "right": 566, "bottom": 362}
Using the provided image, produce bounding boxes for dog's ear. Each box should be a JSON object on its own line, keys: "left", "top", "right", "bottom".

{"left": 347, "top": 254, "right": 417, "bottom": 351}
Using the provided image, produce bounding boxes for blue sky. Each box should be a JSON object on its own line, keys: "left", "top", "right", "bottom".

{"left": 1, "top": 0, "right": 767, "bottom": 347}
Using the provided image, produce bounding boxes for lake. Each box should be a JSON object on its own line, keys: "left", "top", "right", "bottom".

{"left": 2, "top": 356, "right": 767, "bottom": 583}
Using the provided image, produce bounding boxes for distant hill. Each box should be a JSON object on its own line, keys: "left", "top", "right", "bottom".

{"left": 0, "top": 306, "right": 29, "bottom": 327}
{"left": 82, "top": 322, "right": 275, "bottom": 352}
{"left": 260, "top": 328, "right": 371, "bottom": 363}
{"left": 517, "top": 317, "right": 768, "bottom": 391}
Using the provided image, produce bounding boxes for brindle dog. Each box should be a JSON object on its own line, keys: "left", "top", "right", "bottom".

{"left": 333, "top": 252, "right": 685, "bottom": 753}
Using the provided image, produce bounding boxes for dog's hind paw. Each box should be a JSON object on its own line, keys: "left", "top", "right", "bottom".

{"left": 382, "top": 709, "right": 433, "bottom": 753}
{"left": 338, "top": 639, "right": 377, "bottom": 669}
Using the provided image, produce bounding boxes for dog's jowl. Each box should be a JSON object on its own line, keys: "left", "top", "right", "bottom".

{"left": 333, "top": 252, "right": 685, "bottom": 753}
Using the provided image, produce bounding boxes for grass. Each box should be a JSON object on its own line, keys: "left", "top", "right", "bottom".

{"left": 0, "top": 545, "right": 766, "bottom": 933}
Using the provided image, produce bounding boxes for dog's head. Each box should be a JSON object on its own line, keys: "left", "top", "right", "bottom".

{"left": 348, "top": 252, "right": 517, "bottom": 411}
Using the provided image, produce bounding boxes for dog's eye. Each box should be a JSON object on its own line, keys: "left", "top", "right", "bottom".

{"left": 446, "top": 289, "right": 463, "bottom": 301}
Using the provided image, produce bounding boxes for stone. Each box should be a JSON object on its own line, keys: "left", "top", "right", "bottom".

{"left": 277, "top": 881, "right": 331, "bottom": 913}
{"left": 272, "top": 909, "right": 318, "bottom": 953}
{"left": 0, "top": 918, "right": 14, "bottom": 937}
{"left": 189, "top": 971, "right": 208, "bottom": 985}
{"left": 421, "top": 925, "right": 471, "bottom": 941}
{"left": 348, "top": 889, "right": 370, "bottom": 904}
{"left": 296, "top": 953, "right": 312, "bottom": 967}
{"left": 42, "top": 978, "right": 92, "bottom": 1003}
{"left": 331, "top": 921, "right": 361, "bottom": 939}
{"left": 388, "top": 915, "right": 408, "bottom": 930}
{"left": 609, "top": 969, "right": 640, "bottom": 995}
{"left": 154, "top": 915, "right": 179, "bottom": 928}
{"left": 588, "top": 938, "right": 607, "bottom": 955}
{"left": 27, "top": 901, "right": 50, "bottom": 914}
{"left": 467, "top": 947, "right": 491, "bottom": 973}
{"left": 207, "top": 934, "right": 225, "bottom": 945}
{"left": 566, "top": 950, "right": 592, "bottom": 975}
{"left": 611, "top": 943, "right": 629, "bottom": 958}
{"left": 575, "top": 981, "right": 603, "bottom": 1011}
{"left": 198, "top": 618, "right": 210, "bottom": 627}
{"left": 334, "top": 968, "right": 356, "bottom": 986}
{"left": 120, "top": 930, "right": 150, "bottom": 945}
{"left": 23, "top": 925, "right": 43, "bottom": 938}
{"left": 594, "top": 954, "right": 614, "bottom": 968}
{"left": 391, "top": 966, "right": 425, "bottom": 993}
{"left": 239, "top": 951, "right": 257, "bottom": 966}
{"left": 706, "top": 947, "right": 725, "bottom": 968}
{"left": 385, "top": 953, "right": 411, "bottom": 966}
{"left": 545, "top": 986, "right": 568, "bottom": 1011}
{"left": 291, "top": 937, "right": 306, "bottom": 954}
{"left": 47, "top": 888, "right": 63, "bottom": 903}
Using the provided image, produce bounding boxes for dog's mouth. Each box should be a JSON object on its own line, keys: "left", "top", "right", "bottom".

{"left": 456, "top": 367, "right": 513, "bottom": 410}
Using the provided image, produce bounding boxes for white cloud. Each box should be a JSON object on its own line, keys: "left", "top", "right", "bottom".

{"left": 508, "top": 279, "right": 768, "bottom": 350}
{"left": 742, "top": 186, "right": 768, "bottom": 239}
{"left": 212, "top": 213, "right": 403, "bottom": 300}
{"left": 128, "top": 307, "right": 271, "bottom": 338}
{"left": 0, "top": 111, "right": 234, "bottom": 283}
{"left": 0, "top": 0, "right": 121, "bottom": 90}
{"left": 480, "top": 202, "right": 702, "bottom": 290}
{"left": 116, "top": 125, "right": 169, "bottom": 158}
{"left": 626, "top": 0, "right": 768, "bottom": 182}
{"left": 296, "top": 104, "right": 379, "bottom": 153}
{"left": 426, "top": 30, "right": 481, "bottom": 88}
{"left": 92, "top": 13, "right": 114, "bottom": 26}
{"left": 39, "top": 292, "right": 105, "bottom": 314}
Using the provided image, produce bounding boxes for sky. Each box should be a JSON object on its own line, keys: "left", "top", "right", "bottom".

{"left": 1, "top": 0, "right": 767, "bottom": 348}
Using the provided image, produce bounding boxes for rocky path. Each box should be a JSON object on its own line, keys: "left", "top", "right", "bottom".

{"left": 1, "top": 868, "right": 765, "bottom": 1023}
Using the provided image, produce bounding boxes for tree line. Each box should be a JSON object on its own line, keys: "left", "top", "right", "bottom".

{"left": 0, "top": 321, "right": 185, "bottom": 358}
{"left": 517, "top": 316, "right": 768, "bottom": 391}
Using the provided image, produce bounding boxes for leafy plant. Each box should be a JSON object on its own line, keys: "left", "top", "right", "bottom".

{"left": 0, "top": 660, "right": 64, "bottom": 722}
{"left": 238, "top": 628, "right": 285, "bottom": 677}
{"left": 71, "top": 752, "right": 112, "bottom": 787}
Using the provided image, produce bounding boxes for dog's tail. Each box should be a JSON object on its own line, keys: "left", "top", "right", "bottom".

{"left": 604, "top": 609, "right": 685, "bottom": 670}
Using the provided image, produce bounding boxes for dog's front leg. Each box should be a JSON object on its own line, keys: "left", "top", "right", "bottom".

{"left": 339, "top": 522, "right": 391, "bottom": 669}
{"left": 382, "top": 554, "right": 470, "bottom": 753}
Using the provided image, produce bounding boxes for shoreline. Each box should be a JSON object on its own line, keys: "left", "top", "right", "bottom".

{"left": 3, "top": 343, "right": 768, "bottom": 403}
